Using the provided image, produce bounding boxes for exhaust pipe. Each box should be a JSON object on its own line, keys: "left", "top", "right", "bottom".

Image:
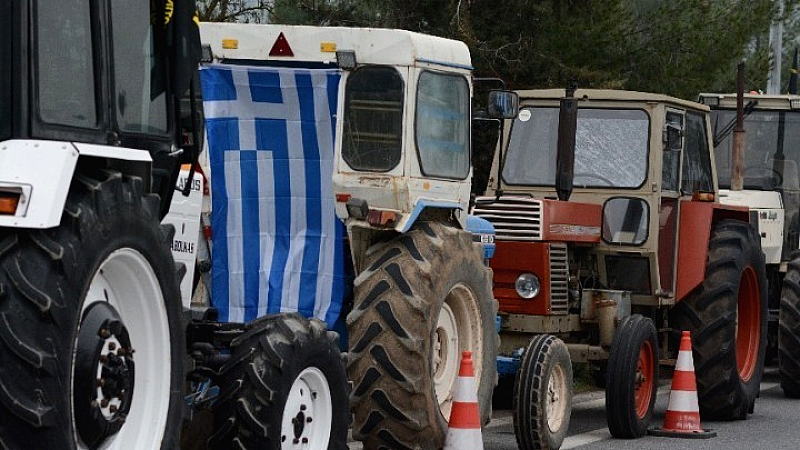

{"left": 731, "top": 62, "right": 745, "bottom": 191}
{"left": 556, "top": 84, "right": 578, "bottom": 201}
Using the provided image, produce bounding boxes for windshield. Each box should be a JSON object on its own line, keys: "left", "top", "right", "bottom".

{"left": 342, "top": 66, "right": 404, "bottom": 172}
{"left": 416, "top": 71, "right": 470, "bottom": 179}
{"left": 0, "top": 1, "right": 10, "bottom": 140}
{"left": 503, "top": 107, "right": 649, "bottom": 188}
{"left": 713, "top": 110, "right": 800, "bottom": 191}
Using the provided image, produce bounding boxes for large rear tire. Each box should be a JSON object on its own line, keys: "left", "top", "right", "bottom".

{"left": 605, "top": 314, "right": 658, "bottom": 438}
{"left": 513, "top": 334, "right": 572, "bottom": 450}
{"left": 0, "top": 170, "right": 184, "bottom": 449}
{"left": 671, "top": 219, "right": 767, "bottom": 420}
{"left": 209, "top": 313, "right": 349, "bottom": 449}
{"left": 347, "top": 221, "right": 498, "bottom": 449}
{"left": 779, "top": 253, "right": 800, "bottom": 398}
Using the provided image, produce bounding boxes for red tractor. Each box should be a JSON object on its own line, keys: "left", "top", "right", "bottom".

{"left": 473, "top": 88, "right": 767, "bottom": 449}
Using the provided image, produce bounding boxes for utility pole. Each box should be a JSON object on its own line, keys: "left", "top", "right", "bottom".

{"left": 767, "top": 0, "right": 785, "bottom": 94}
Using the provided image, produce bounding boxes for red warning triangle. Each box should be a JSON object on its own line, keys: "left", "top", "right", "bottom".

{"left": 269, "top": 32, "right": 294, "bottom": 57}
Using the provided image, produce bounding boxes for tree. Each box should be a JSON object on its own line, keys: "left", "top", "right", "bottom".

{"left": 197, "top": 0, "right": 272, "bottom": 23}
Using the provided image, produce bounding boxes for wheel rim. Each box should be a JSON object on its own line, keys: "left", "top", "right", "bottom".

{"left": 281, "top": 367, "right": 333, "bottom": 449}
{"left": 73, "top": 249, "right": 171, "bottom": 450}
{"left": 547, "top": 362, "right": 569, "bottom": 432}
{"left": 434, "top": 284, "right": 483, "bottom": 420}
{"left": 634, "top": 340, "right": 654, "bottom": 419}
{"left": 736, "top": 266, "right": 761, "bottom": 382}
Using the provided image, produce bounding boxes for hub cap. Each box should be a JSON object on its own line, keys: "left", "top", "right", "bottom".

{"left": 634, "top": 341, "right": 654, "bottom": 419}
{"left": 281, "top": 367, "right": 333, "bottom": 449}
{"left": 546, "top": 363, "right": 569, "bottom": 432}
{"left": 433, "top": 284, "right": 483, "bottom": 420}
{"left": 73, "top": 249, "right": 171, "bottom": 449}
{"left": 736, "top": 266, "right": 760, "bottom": 382}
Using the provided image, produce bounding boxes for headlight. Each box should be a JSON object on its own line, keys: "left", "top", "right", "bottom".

{"left": 515, "top": 273, "right": 540, "bottom": 299}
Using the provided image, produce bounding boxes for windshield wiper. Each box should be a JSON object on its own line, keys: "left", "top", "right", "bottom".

{"left": 713, "top": 100, "right": 758, "bottom": 148}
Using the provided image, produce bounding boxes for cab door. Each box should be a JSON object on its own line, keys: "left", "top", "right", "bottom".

{"left": 658, "top": 110, "right": 684, "bottom": 297}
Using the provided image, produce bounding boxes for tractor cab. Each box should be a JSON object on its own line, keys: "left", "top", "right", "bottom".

{"left": 475, "top": 89, "right": 732, "bottom": 312}
{"left": 0, "top": 0, "right": 197, "bottom": 228}
{"left": 699, "top": 93, "right": 800, "bottom": 264}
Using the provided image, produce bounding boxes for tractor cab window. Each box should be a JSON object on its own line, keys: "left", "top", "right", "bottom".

{"left": 36, "top": 0, "right": 98, "bottom": 128}
{"left": 342, "top": 66, "right": 404, "bottom": 172}
{"left": 662, "top": 111, "right": 683, "bottom": 192}
{"left": 503, "top": 107, "right": 649, "bottom": 188}
{"left": 681, "top": 111, "right": 713, "bottom": 193}
{"left": 110, "top": 0, "right": 168, "bottom": 135}
{"left": 713, "top": 110, "right": 800, "bottom": 191}
{"left": 0, "top": 1, "right": 10, "bottom": 140}
{"left": 415, "top": 71, "right": 470, "bottom": 179}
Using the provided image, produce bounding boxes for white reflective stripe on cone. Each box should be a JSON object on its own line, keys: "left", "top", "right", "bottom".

{"left": 666, "top": 389, "right": 700, "bottom": 412}
{"left": 452, "top": 376, "right": 479, "bottom": 403}
{"left": 675, "top": 350, "right": 695, "bottom": 372}
{"left": 444, "top": 428, "right": 484, "bottom": 450}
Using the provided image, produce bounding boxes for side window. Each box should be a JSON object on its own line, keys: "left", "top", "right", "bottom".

{"left": 36, "top": 0, "right": 98, "bottom": 128}
{"left": 416, "top": 71, "right": 470, "bottom": 179}
{"left": 682, "top": 112, "right": 714, "bottom": 193}
{"left": 662, "top": 111, "right": 683, "bottom": 192}
{"left": 342, "top": 67, "right": 404, "bottom": 172}
{"left": 110, "top": 0, "right": 168, "bottom": 134}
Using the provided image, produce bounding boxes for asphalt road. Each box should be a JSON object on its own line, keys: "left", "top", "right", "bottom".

{"left": 484, "top": 367, "right": 800, "bottom": 450}
{"left": 348, "top": 367, "right": 800, "bottom": 449}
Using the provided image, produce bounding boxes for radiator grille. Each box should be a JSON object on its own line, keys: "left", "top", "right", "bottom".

{"left": 549, "top": 243, "right": 569, "bottom": 315}
{"left": 472, "top": 196, "right": 543, "bottom": 241}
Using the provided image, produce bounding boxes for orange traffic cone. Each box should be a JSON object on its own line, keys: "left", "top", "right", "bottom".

{"left": 648, "top": 331, "right": 717, "bottom": 439}
{"left": 444, "top": 351, "right": 484, "bottom": 450}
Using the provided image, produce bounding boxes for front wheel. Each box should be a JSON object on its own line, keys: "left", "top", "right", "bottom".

{"left": 347, "top": 222, "right": 498, "bottom": 449}
{"left": 209, "top": 313, "right": 349, "bottom": 449}
{"left": 605, "top": 314, "right": 658, "bottom": 438}
{"left": 0, "top": 170, "right": 184, "bottom": 449}
{"left": 513, "top": 334, "right": 572, "bottom": 450}
{"left": 671, "top": 219, "right": 767, "bottom": 419}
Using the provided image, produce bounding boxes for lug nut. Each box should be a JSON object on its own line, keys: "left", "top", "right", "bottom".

{"left": 98, "top": 328, "right": 111, "bottom": 338}
{"left": 97, "top": 378, "right": 105, "bottom": 388}
{"left": 109, "top": 405, "right": 118, "bottom": 413}
{"left": 109, "top": 342, "right": 117, "bottom": 351}
{"left": 306, "top": 417, "right": 313, "bottom": 423}
{"left": 101, "top": 399, "right": 109, "bottom": 408}
{"left": 300, "top": 404, "right": 306, "bottom": 411}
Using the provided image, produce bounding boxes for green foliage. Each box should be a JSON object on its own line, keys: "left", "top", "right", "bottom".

{"left": 201, "top": 0, "right": 800, "bottom": 100}
{"left": 625, "top": 0, "right": 777, "bottom": 98}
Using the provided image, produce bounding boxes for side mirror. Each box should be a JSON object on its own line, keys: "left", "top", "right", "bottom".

{"left": 602, "top": 197, "right": 649, "bottom": 246}
{"left": 487, "top": 90, "right": 519, "bottom": 119}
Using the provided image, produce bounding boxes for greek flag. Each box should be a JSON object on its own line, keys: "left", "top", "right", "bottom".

{"left": 199, "top": 64, "right": 346, "bottom": 328}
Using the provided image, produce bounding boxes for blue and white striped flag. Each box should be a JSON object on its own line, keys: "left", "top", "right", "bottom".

{"left": 200, "top": 64, "right": 346, "bottom": 328}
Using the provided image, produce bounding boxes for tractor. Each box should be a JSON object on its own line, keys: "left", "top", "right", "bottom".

{"left": 472, "top": 88, "right": 767, "bottom": 449}
{"left": 699, "top": 90, "right": 800, "bottom": 398}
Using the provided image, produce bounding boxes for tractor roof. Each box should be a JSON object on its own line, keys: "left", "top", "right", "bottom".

{"left": 698, "top": 92, "right": 800, "bottom": 111}
{"left": 517, "top": 89, "right": 709, "bottom": 112}
{"left": 199, "top": 22, "right": 472, "bottom": 70}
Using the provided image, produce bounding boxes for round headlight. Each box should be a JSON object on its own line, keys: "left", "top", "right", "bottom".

{"left": 515, "top": 273, "right": 540, "bottom": 299}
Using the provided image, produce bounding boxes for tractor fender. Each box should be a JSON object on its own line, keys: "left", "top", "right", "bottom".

{"left": 397, "top": 199, "right": 463, "bottom": 233}
{"left": 0, "top": 139, "right": 151, "bottom": 229}
{"left": 675, "top": 200, "right": 751, "bottom": 300}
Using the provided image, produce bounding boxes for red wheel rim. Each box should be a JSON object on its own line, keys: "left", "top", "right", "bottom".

{"left": 736, "top": 266, "right": 761, "bottom": 382}
{"left": 634, "top": 340, "right": 654, "bottom": 419}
